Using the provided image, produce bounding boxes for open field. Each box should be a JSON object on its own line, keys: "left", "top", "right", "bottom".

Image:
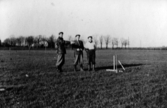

{"left": 0, "top": 49, "right": 167, "bottom": 108}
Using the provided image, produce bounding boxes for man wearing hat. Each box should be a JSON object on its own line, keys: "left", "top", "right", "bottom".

{"left": 84, "top": 36, "right": 96, "bottom": 71}
{"left": 71, "top": 34, "right": 84, "bottom": 72}
{"left": 56, "top": 32, "right": 66, "bottom": 72}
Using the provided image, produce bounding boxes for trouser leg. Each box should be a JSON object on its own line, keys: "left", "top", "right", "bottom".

{"left": 92, "top": 50, "right": 96, "bottom": 71}
{"left": 87, "top": 50, "right": 96, "bottom": 71}
{"left": 60, "top": 54, "right": 65, "bottom": 71}
{"left": 56, "top": 54, "right": 65, "bottom": 72}
{"left": 74, "top": 53, "right": 79, "bottom": 71}
{"left": 86, "top": 50, "right": 91, "bottom": 71}
{"left": 79, "top": 53, "right": 84, "bottom": 71}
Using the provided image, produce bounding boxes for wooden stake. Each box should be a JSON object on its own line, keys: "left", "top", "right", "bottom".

{"left": 118, "top": 60, "right": 125, "bottom": 71}
{"left": 113, "top": 56, "right": 115, "bottom": 70}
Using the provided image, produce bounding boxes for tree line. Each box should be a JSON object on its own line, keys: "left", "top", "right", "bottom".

{"left": 0, "top": 35, "right": 56, "bottom": 49}
{"left": 93, "top": 35, "right": 129, "bottom": 49}
{"left": 0, "top": 35, "right": 130, "bottom": 49}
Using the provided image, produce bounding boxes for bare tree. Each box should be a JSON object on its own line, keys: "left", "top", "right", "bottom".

{"left": 38, "top": 36, "right": 49, "bottom": 48}
{"left": 127, "top": 38, "right": 130, "bottom": 48}
{"left": 99, "top": 35, "right": 103, "bottom": 49}
{"left": 3, "top": 38, "right": 11, "bottom": 47}
{"left": 19, "top": 36, "right": 25, "bottom": 46}
{"left": 26, "top": 36, "right": 34, "bottom": 49}
{"left": 104, "top": 35, "right": 111, "bottom": 49}
{"left": 16, "top": 37, "right": 22, "bottom": 46}
{"left": 121, "top": 38, "right": 129, "bottom": 48}
{"left": 41, "top": 36, "right": 48, "bottom": 42}
{"left": 34, "top": 35, "right": 42, "bottom": 48}
{"left": 121, "top": 38, "right": 123, "bottom": 48}
{"left": 48, "top": 35, "right": 55, "bottom": 48}
{"left": 33, "top": 37, "right": 38, "bottom": 48}
{"left": 10, "top": 36, "right": 17, "bottom": 47}
{"left": 112, "top": 38, "right": 118, "bottom": 48}
{"left": 124, "top": 40, "right": 128, "bottom": 48}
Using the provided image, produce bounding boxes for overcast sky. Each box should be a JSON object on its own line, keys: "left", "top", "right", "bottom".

{"left": 0, "top": 0, "right": 167, "bottom": 47}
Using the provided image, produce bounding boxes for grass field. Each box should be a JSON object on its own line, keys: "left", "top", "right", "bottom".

{"left": 0, "top": 49, "right": 167, "bottom": 108}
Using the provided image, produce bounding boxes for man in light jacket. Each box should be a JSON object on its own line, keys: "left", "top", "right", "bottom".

{"left": 84, "top": 36, "right": 96, "bottom": 71}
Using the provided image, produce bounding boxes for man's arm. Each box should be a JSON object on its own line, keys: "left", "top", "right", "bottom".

{"left": 71, "top": 41, "right": 77, "bottom": 49}
{"left": 65, "top": 41, "right": 70, "bottom": 45}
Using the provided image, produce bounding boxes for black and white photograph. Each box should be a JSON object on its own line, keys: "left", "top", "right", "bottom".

{"left": 0, "top": 0, "right": 167, "bottom": 107}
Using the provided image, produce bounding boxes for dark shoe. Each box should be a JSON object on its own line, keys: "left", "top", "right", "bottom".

{"left": 57, "top": 69, "right": 63, "bottom": 73}
{"left": 56, "top": 66, "right": 59, "bottom": 71}
{"left": 59, "top": 68, "right": 63, "bottom": 73}
{"left": 56, "top": 66, "right": 62, "bottom": 73}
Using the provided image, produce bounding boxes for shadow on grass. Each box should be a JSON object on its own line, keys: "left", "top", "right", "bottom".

{"left": 96, "top": 63, "right": 144, "bottom": 71}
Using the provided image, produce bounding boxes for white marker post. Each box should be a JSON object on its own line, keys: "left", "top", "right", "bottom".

{"left": 106, "top": 55, "right": 126, "bottom": 73}
{"left": 118, "top": 60, "right": 125, "bottom": 71}
{"left": 106, "top": 55, "right": 118, "bottom": 73}
{"left": 113, "top": 56, "right": 115, "bottom": 70}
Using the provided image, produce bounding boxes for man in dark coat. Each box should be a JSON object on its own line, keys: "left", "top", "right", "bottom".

{"left": 56, "top": 32, "right": 66, "bottom": 72}
{"left": 71, "top": 34, "right": 84, "bottom": 72}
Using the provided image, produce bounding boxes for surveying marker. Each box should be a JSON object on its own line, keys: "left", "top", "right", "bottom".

{"left": 118, "top": 60, "right": 125, "bottom": 71}
{"left": 106, "top": 55, "right": 118, "bottom": 73}
{"left": 106, "top": 55, "right": 125, "bottom": 73}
